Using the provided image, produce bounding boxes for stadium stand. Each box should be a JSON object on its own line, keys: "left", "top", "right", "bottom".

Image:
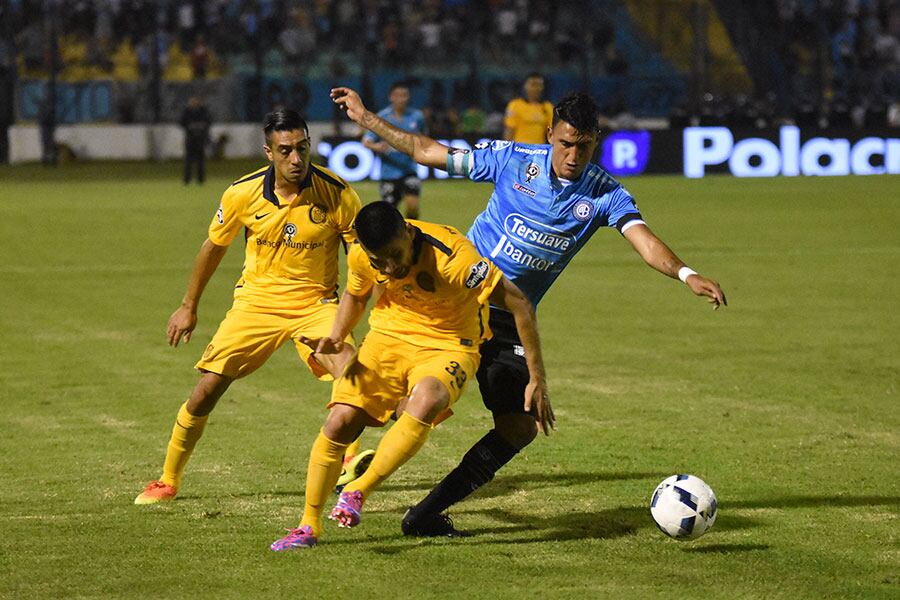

{"left": 1, "top": 0, "right": 897, "bottom": 127}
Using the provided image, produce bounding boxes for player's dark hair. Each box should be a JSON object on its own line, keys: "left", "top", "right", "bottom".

{"left": 263, "top": 109, "right": 309, "bottom": 142}
{"left": 524, "top": 72, "right": 544, "bottom": 82}
{"left": 354, "top": 201, "right": 407, "bottom": 251}
{"left": 389, "top": 80, "right": 410, "bottom": 93}
{"left": 552, "top": 93, "right": 601, "bottom": 134}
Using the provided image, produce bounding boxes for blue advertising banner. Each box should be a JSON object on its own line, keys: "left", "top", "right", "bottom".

{"left": 317, "top": 126, "right": 899, "bottom": 181}
{"left": 19, "top": 80, "right": 113, "bottom": 123}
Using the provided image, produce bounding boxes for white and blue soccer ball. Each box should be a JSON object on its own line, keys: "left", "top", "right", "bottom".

{"left": 650, "top": 474, "right": 717, "bottom": 540}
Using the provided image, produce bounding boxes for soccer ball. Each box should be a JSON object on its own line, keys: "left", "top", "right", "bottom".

{"left": 650, "top": 474, "right": 717, "bottom": 540}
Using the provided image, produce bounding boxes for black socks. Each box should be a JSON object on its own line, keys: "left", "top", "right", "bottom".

{"left": 405, "top": 429, "right": 519, "bottom": 521}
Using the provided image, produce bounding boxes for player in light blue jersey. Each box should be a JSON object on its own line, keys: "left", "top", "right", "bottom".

{"left": 332, "top": 86, "right": 727, "bottom": 536}
{"left": 362, "top": 81, "right": 426, "bottom": 219}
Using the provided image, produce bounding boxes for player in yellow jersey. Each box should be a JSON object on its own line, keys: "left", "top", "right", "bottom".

{"left": 135, "top": 109, "right": 364, "bottom": 505}
{"left": 503, "top": 72, "right": 554, "bottom": 144}
{"left": 270, "top": 202, "right": 552, "bottom": 550}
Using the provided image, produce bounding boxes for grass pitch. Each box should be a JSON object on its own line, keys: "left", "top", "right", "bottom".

{"left": 0, "top": 160, "right": 897, "bottom": 599}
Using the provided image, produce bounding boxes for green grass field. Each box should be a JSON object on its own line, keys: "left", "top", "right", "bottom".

{"left": 0, "top": 160, "right": 897, "bottom": 599}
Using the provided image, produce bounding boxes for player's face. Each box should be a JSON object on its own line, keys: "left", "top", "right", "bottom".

{"left": 264, "top": 129, "right": 311, "bottom": 186}
{"left": 524, "top": 77, "right": 544, "bottom": 102}
{"left": 362, "top": 226, "right": 415, "bottom": 279}
{"left": 547, "top": 121, "right": 599, "bottom": 180}
{"left": 389, "top": 87, "right": 410, "bottom": 113}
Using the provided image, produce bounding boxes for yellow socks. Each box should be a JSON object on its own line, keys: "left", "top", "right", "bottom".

{"left": 344, "top": 413, "right": 431, "bottom": 498}
{"left": 300, "top": 430, "right": 349, "bottom": 535}
{"left": 160, "top": 402, "right": 208, "bottom": 489}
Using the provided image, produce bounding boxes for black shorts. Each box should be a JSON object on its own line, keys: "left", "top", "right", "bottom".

{"left": 477, "top": 307, "right": 532, "bottom": 415}
{"left": 379, "top": 175, "right": 422, "bottom": 206}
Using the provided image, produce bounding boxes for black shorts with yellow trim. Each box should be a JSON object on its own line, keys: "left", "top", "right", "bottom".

{"left": 477, "top": 307, "right": 531, "bottom": 416}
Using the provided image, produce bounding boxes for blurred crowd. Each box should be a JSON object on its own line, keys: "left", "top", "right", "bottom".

{"left": 775, "top": 0, "right": 899, "bottom": 126}
{"left": 0, "top": 0, "right": 896, "bottom": 127}
{"left": 1, "top": 0, "right": 624, "bottom": 81}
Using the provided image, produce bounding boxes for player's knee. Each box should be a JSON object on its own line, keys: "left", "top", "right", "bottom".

{"left": 494, "top": 413, "right": 538, "bottom": 450}
{"left": 323, "top": 404, "right": 367, "bottom": 444}
{"left": 406, "top": 378, "right": 450, "bottom": 423}
{"left": 187, "top": 372, "right": 232, "bottom": 416}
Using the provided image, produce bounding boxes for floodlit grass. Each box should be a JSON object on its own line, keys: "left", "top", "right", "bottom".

{"left": 0, "top": 160, "right": 897, "bottom": 599}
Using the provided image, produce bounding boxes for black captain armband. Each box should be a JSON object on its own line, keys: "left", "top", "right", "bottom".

{"left": 446, "top": 147, "right": 471, "bottom": 176}
{"left": 616, "top": 213, "right": 646, "bottom": 233}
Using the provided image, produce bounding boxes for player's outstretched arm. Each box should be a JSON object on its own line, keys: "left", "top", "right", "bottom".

{"left": 167, "top": 238, "right": 228, "bottom": 347}
{"left": 622, "top": 223, "right": 727, "bottom": 310}
{"left": 331, "top": 87, "right": 449, "bottom": 169}
{"left": 298, "top": 288, "right": 371, "bottom": 355}
{"left": 489, "top": 276, "right": 555, "bottom": 435}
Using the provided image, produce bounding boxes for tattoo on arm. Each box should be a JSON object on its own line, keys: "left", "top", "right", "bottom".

{"left": 362, "top": 111, "right": 417, "bottom": 156}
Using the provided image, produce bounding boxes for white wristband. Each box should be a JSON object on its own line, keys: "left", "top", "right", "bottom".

{"left": 678, "top": 267, "right": 697, "bottom": 283}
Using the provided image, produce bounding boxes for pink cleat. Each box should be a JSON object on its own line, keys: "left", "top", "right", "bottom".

{"left": 270, "top": 525, "right": 317, "bottom": 550}
{"left": 329, "top": 490, "right": 364, "bottom": 528}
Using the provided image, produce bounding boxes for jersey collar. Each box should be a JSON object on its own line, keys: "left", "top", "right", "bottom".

{"left": 411, "top": 226, "right": 425, "bottom": 264}
{"left": 262, "top": 164, "right": 314, "bottom": 207}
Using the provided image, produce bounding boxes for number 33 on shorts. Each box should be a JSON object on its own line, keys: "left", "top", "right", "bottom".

{"left": 444, "top": 360, "right": 468, "bottom": 389}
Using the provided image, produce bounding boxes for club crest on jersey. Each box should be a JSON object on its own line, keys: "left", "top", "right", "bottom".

{"left": 524, "top": 162, "right": 540, "bottom": 183}
{"left": 283, "top": 222, "right": 297, "bottom": 242}
{"left": 573, "top": 200, "right": 593, "bottom": 222}
{"left": 309, "top": 204, "right": 327, "bottom": 224}
{"left": 216, "top": 203, "right": 224, "bottom": 224}
{"left": 465, "top": 260, "right": 490, "bottom": 288}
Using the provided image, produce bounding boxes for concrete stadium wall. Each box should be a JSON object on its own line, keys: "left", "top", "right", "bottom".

{"left": 7, "top": 122, "right": 351, "bottom": 163}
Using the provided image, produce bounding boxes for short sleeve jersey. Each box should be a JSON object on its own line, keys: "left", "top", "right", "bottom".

{"left": 209, "top": 163, "right": 360, "bottom": 312}
{"left": 464, "top": 141, "right": 644, "bottom": 307}
{"left": 363, "top": 106, "right": 426, "bottom": 180}
{"left": 503, "top": 98, "right": 554, "bottom": 144}
{"left": 346, "top": 221, "right": 504, "bottom": 351}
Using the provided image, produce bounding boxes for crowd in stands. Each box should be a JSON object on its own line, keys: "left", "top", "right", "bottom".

{"left": 0, "top": 0, "right": 896, "bottom": 127}
{"left": 774, "top": 0, "right": 899, "bottom": 127}
{"left": 3, "top": 0, "right": 626, "bottom": 82}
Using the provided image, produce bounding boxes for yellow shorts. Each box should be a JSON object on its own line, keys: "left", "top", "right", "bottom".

{"left": 330, "top": 330, "right": 480, "bottom": 424}
{"left": 195, "top": 300, "right": 350, "bottom": 380}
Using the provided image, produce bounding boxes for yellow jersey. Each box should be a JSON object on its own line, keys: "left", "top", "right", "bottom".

{"left": 208, "top": 163, "right": 360, "bottom": 312}
{"left": 346, "top": 221, "right": 504, "bottom": 351}
{"left": 504, "top": 98, "right": 554, "bottom": 144}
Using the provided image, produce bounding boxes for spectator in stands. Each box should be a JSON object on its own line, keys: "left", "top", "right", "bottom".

{"left": 181, "top": 95, "right": 212, "bottom": 185}
{"left": 177, "top": 1, "right": 197, "bottom": 49}
{"left": 279, "top": 8, "right": 317, "bottom": 73}
{"left": 380, "top": 20, "right": 403, "bottom": 66}
{"left": 492, "top": 0, "right": 519, "bottom": 61}
{"left": 191, "top": 35, "right": 210, "bottom": 79}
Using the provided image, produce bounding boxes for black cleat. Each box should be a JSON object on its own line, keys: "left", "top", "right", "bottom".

{"left": 401, "top": 508, "right": 472, "bottom": 538}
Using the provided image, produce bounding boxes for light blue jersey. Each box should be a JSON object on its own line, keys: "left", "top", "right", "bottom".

{"left": 364, "top": 107, "right": 426, "bottom": 180}
{"left": 463, "top": 140, "right": 644, "bottom": 307}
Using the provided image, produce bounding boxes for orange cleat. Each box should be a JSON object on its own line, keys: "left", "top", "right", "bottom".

{"left": 134, "top": 480, "right": 177, "bottom": 505}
